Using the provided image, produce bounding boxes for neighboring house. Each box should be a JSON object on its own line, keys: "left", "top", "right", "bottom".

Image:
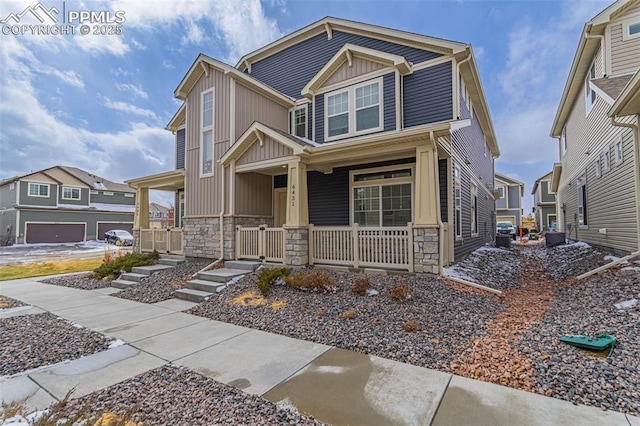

{"left": 550, "top": 0, "right": 640, "bottom": 255}
{"left": 128, "top": 17, "right": 500, "bottom": 273}
{"left": 149, "top": 203, "right": 173, "bottom": 229}
{"left": 531, "top": 171, "right": 557, "bottom": 231}
{"left": 494, "top": 173, "right": 524, "bottom": 227}
{"left": 0, "top": 166, "right": 135, "bottom": 245}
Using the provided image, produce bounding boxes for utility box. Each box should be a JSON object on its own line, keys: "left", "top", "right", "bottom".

{"left": 546, "top": 232, "right": 566, "bottom": 247}
{"left": 496, "top": 234, "right": 511, "bottom": 248}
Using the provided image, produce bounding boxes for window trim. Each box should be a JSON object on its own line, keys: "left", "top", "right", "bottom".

{"left": 622, "top": 18, "right": 640, "bottom": 41}
{"left": 62, "top": 186, "right": 81, "bottom": 200}
{"left": 562, "top": 126, "right": 567, "bottom": 153}
{"left": 200, "top": 88, "right": 215, "bottom": 177}
{"left": 28, "top": 182, "right": 49, "bottom": 198}
{"left": 603, "top": 148, "right": 611, "bottom": 172}
{"left": 454, "top": 164, "right": 462, "bottom": 239}
{"left": 324, "top": 77, "right": 384, "bottom": 142}
{"left": 585, "top": 61, "right": 596, "bottom": 114}
{"left": 615, "top": 137, "right": 623, "bottom": 164}
{"left": 471, "top": 182, "right": 478, "bottom": 236}
{"left": 577, "top": 176, "right": 587, "bottom": 227}
{"left": 349, "top": 164, "right": 414, "bottom": 227}
{"left": 290, "top": 104, "right": 308, "bottom": 138}
{"left": 595, "top": 158, "right": 601, "bottom": 178}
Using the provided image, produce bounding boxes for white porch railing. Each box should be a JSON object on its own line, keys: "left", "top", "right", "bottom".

{"left": 236, "top": 225, "right": 285, "bottom": 263}
{"left": 309, "top": 223, "right": 414, "bottom": 272}
{"left": 139, "top": 228, "right": 183, "bottom": 254}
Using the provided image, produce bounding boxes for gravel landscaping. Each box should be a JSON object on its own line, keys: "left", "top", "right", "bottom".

{"left": 2, "top": 240, "right": 638, "bottom": 419}
{"left": 0, "top": 295, "right": 27, "bottom": 309}
{"left": 41, "top": 272, "right": 110, "bottom": 290}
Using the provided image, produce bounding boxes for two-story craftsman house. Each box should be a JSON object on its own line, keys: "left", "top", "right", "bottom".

{"left": 128, "top": 17, "right": 500, "bottom": 273}
{"left": 550, "top": 0, "right": 640, "bottom": 255}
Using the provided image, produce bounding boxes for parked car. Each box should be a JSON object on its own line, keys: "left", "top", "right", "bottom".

{"left": 104, "top": 230, "right": 133, "bottom": 246}
{"left": 496, "top": 221, "right": 517, "bottom": 240}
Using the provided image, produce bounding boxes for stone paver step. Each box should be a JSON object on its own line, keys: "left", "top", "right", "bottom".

{"left": 120, "top": 272, "right": 148, "bottom": 282}
{"left": 111, "top": 279, "right": 137, "bottom": 289}
{"left": 186, "top": 279, "right": 226, "bottom": 293}
{"left": 158, "top": 258, "right": 185, "bottom": 266}
{"left": 132, "top": 265, "right": 174, "bottom": 275}
{"left": 197, "top": 268, "right": 247, "bottom": 283}
{"left": 224, "top": 261, "right": 261, "bottom": 271}
{"left": 174, "top": 288, "right": 214, "bottom": 303}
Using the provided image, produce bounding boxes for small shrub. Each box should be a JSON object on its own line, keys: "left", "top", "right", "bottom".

{"left": 340, "top": 309, "right": 357, "bottom": 319}
{"left": 255, "top": 267, "right": 291, "bottom": 296}
{"left": 390, "top": 283, "right": 412, "bottom": 301}
{"left": 403, "top": 320, "right": 421, "bottom": 332}
{"left": 284, "top": 270, "right": 337, "bottom": 293}
{"left": 351, "top": 277, "right": 372, "bottom": 295}
{"left": 92, "top": 251, "right": 159, "bottom": 280}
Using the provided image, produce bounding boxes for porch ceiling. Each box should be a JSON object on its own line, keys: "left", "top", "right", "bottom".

{"left": 125, "top": 169, "right": 185, "bottom": 191}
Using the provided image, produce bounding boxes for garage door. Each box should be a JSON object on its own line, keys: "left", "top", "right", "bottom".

{"left": 26, "top": 223, "right": 86, "bottom": 244}
{"left": 97, "top": 223, "right": 134, "bottom": 240}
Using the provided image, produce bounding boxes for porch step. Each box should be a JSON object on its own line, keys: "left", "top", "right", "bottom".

{"left": 111, "top": 279, "right": 137, "bottom": 289}
{"left": 132, "top": 264, "right": 174, "bottom": 275}
{"left": 224, "top": 261, "right": 261, "bottom": 271}
{"left": 174, "top": 288, "right": 215, "bottom": 303}
{"left": 185, "top": 279, "right": 226, "bottom": 293}
{"left": 158, "top": 256, "right": 185, "bottom": 266}
{"left": 120, "top": 272, "right": 148, "bottom": 282}
{"left": 197, "top": 268, "right": 248, "bottom": 283}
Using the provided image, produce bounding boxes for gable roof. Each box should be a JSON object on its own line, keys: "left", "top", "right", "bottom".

{"left": 301, "top": 43, "right": 412, "bottom": 97}
{"left": 609, "top": 68, "right": 640, "bottom": 116}
{"left": 236, "top": 16, "right": 468, "bottom": 73}
{"left": 174, "top": 54, "right": 295, "bottom": 107}
{"left": 495, "top": 172, "right": 525, "bottom": 196}
{"left": 166, "top": 103, "right": 186, "bottom": 132}
{"left": 531, "top": 171, "right": 554, "bottom": 195}
{"left": 550, "top": 0, "right": 637, "bottom": 136}
{"left": 57, "top": 166, "right": 134, "bottom": 193}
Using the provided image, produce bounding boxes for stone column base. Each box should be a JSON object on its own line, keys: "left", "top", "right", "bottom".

{"left": 413, "top": 226, "right": 439, "bottom": 274}
{"left": 284, "top": 227, "right": 309, "bottom": 266}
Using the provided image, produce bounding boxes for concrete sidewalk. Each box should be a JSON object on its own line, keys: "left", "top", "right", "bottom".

{"left": 1, "top": 277, "right": 638, "bottom": 426}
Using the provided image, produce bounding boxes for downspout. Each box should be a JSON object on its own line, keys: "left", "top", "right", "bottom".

{"left": 219, "top": 162, "right": 226, "bottom": 260}
{"left": 584, "top": 28, "right": 606, "bottom": 75}
{"left": 553, "top": 135, "right": 564, "bottom": 232}
{"left": 610, "top": 116, "right": 640, "bottom": 250}
{"left": 455, "top": 49, "right": 471, "bottom": 119}
{"left": 430, "top": 131, "right": 444, "bottom": 275}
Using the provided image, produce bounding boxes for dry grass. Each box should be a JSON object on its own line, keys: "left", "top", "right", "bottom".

{"left": 402, "top": 320, "right": 421, "bottom": 332}
{"left": 340, "top": 309, "right": 357, "bottom": 319}
{"left": 0, "top": 258, "right": 103, "bottom": 281}
{"left": 230, "top": 291, "right": 267, "bottom": 307}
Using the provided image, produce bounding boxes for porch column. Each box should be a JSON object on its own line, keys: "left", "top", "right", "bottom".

{"left": 414, "top": 145, "right": 439, "bottom": 225}
{"left": 285, "top": 160, "right": 309, "bottom": 227}
{"left": 134, "top": 187, "right": 150, "bottom": 229}
{"left": 284, "top": 160, "right": 309, "bottom": 266}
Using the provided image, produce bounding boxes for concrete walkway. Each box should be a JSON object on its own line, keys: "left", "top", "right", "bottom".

{"left": 1, "top": 277, "right": 638, "bottom": 426}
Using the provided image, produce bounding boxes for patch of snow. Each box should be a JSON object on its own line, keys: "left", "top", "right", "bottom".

{"left": 72, "top": 323, "right": 84, "bottom": 328}
{"left": 442, "top": 266, "right": 474, "bottom": 282}
{"left": 225, "top": 274, "right": 245, "bottom": 288}
{"left": 313, "top": 365, "right": 347, "bottom": 374}
{"left": 89, "top": 202, "right": 135, "bottom": 212}
{"left": 556, "top": 241, "right": 591, "bottom": 249}
{"left": 108, "top": 339, "right": 125, "bottom": 349}
{"left": 366, "top": 289, "right": 379, "bottom": 297}
{"left": 604, "top": 255, "right": 621, "bottom": 262}
{"left": 275, "top": 397, "right": 301, "bottom": 414}
{"left": 614, "top": 299, "right": 638, "bottom": 310}
{"left": 2, "top": 409, "right": 47, "bottom": 426}
{"left": 622, "top": 266, "right": 640, "bottom": 272}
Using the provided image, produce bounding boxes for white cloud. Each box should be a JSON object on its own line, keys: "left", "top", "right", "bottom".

{"left": 40, "top": 66, "right": 84, "bottom": 88}
{"left": 162, "top": 60, "right": 174, "bottom": 69}
{"left": 116, "top": 83, "right": 148, "bottom": 99}
{"left": 102, "top": 97, "right": 158, "bottom": 120}
{"left": 181, "top": 21, "right": 208, "bottom": 45}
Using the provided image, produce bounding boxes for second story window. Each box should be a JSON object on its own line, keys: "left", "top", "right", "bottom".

{"left": 62, "top": 187, "right": 81, "bottom": 200}
{"left": 562, "top": 126, "right": 567, "bottom": 153}
{"left": 325, "top": 78, "right": 383, "bottom": 141}
{"left": 615, "top": 138, "right": 623, "bottom": 163}
{"left": 28, "top": 183, "right": 49, "bottom": 197}
{"left": 291, "top": 105, "right": 307, "bottom": 138}
{"left": 603, "top": 149, "right": 611, "bottom": 171}
{"left": 585, "top": 61, "right": 596, "bottom": 113}
{"left": 201, "top": 89, "right": 214, "bottom": 176}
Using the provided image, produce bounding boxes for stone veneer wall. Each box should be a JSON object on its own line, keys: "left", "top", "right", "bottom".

{"left": 132, "top": 229, "right": 140, "bottom": 253}
{"left": 413, "top": 226, "right": 439, "bottom": 274}
{"left": 284, "top": 227, "right": 308, "bottom": 266}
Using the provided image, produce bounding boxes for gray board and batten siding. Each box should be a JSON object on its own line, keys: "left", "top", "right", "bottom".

{"left": 246, "top": 30, "right": 442, "bottom": 98}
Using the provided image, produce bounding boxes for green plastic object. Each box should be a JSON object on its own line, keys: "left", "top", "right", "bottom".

{"left": 559, "top": 334, "right": 616, "bottom": 356}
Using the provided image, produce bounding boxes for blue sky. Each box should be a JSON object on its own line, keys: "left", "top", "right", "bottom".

{"left": 0, "top": 0, "right": 611, "bottom": 214}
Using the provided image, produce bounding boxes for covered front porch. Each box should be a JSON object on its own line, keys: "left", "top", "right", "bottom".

{"left": 126, "top": 169, "right": 185, "bottom": 255}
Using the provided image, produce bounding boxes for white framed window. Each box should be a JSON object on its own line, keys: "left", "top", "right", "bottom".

{"left": 497, "top": 186, "right": 505, "bottom": 199}
{"left": 28, "top": 183, "right": 49, "bottom": 197}
{"left": 90, "top": 190, "right": 98, "bottom": 194}
{"left": 350, "top": 165, "right": 413, "bottom": 227}
{"left": 124, "top": 193, "right": 134, "bottom": 198}
{"left": 62, "top": 186, "right": 81, "bottom": 200}
{"left": 201, "top": 89, "right": 214, "bottom": 176}
{"left": 291, "top": 105, "right": 307, "bottom": 138}
{"left": 623, "top": 19, "right": 640, "bottom": 40}
{"left": 585, "top": 61, "right": 596, "bottom": 113}
{"left": 577, "top": 176, "right": 587, "bottom": 226}
{"left": 325, "top": 78, "right": 383, "bottom": 141}
{"left": 471, "top": 183, "right": 478, "bottom": 235}
{"left": 103, "top": 191, "right": 114, "bottom": 196}
{"left": 615, "top": 138, "right": 623, "bottom": 164}
{"left": 562, "top": 126, "right": 567, "bottom": 153}
{"left": 603, "top": 149, "right": 611, "bottom": 171}
{"left": 454, "top": 164, "right": 462, "bottom": 238}
{"left": 9, "top": 183, "right": 15, "bottom": 190}
{"left": 595, "top": 158, "right": 601, "bottom": 178}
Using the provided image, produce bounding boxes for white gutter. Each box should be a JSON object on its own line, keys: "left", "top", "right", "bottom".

{"left": 584, "top": 28, "right": 605, "bottom": 76}
{"left": 430, "top": 131, "right": 444, "bottom": 275}
{"left": 455, "top": 50, "right": 471, "bottom": 119}
{"left": 610, "top": 116, "right": 640, "bottom": 251}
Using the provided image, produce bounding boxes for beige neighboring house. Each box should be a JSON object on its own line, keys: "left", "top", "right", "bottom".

{"left": 494, "top": 173, "right": 524, "bottom": 227}
{"left": 550, "top": 0, "right": 640, "bottom": 255}
{"left": 149, "top": 203, "right": 173, "bottom": 229}
{"left": 531, "top": 171, "right": 557, "bottom": 232}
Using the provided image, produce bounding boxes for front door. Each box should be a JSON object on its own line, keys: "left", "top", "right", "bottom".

{"left": 274, "top": 188, "right": 287, "bottom": 227}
